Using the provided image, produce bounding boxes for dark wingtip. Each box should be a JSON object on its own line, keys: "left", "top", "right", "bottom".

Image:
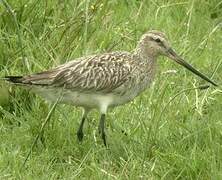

{"left": 4, "top": 76, "right": 23, "bottom": 83}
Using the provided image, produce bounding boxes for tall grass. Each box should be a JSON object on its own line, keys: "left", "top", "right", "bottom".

{"left": 0, "top": 0, "right": 222, "bottom": 179}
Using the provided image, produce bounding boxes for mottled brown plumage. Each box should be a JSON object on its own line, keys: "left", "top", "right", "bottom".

{"left": 13, "top": 52, "right": 152, "bottom": 95}
{"left": 5, "top": 30, "right": 217, "bottom": 146}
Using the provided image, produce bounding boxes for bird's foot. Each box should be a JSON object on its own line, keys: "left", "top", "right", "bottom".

{"left": 101, "top": 132, "right": 107, "bottom": 146}
{"left": 77, "top": 130, "right": 84, "bottom": 142}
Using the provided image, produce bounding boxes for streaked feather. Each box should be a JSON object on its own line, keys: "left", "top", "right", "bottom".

{"left": 12, "top": 52, "right": 137, "bottom": 94}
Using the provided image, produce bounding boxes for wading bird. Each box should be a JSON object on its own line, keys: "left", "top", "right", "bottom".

{"left": 4, "top": 30, "right": 217, "bottom": 146}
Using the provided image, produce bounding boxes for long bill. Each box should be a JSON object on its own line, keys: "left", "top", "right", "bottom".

{"left": 167, "top": 48, "right": 218, "bottom": 86}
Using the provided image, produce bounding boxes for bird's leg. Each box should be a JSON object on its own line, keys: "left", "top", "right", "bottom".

{"left": 77, "top": 108, "right": 90, "bottom": 141}
{"left": 77, "top": 117, "right": 85, "bottom": 141}
{"left": 98, "top": 114, "right": 106, "bottom": 146}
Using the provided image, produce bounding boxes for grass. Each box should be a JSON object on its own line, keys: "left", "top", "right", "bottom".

{"left": 0, "top": 0, "right": 222, "bottom": 179}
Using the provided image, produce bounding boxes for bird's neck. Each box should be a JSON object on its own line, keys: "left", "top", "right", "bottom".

{"left": 133, "top": 44, "right": 157, "bottom": 65}
{"left": 133, "top": 44, "right": 157, "bottom": 87}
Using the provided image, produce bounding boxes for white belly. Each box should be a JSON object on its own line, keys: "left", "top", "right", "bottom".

{"left": 31, "top": 86, "right": 139, "bottom": 110}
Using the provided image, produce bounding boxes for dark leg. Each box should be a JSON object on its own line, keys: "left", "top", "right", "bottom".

{"left": 40, "top": 131, "right": 46, "bottom": 147}
{"left": 77, "top": 117, "right": 85, "bottom": 141}
{"left": 98, "top": 114, "right": 106, "bottom": 146}
{"left": 77, "top": 108, "right": 89, "bottom": 142}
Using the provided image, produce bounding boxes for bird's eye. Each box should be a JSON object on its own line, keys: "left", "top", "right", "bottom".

{"left": 155, "top": 38, "right": 161, "bottom": 43}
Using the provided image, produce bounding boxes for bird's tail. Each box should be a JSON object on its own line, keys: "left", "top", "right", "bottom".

{"left": 3, "top": 76, "right": 24, "bottom": 84}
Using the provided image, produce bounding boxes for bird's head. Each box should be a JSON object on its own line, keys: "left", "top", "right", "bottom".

{"left": 138, "top": 30, "right": 170, "bottom": 57}
{"left": 137, "top": 30, "right": 217, "bottom": 86}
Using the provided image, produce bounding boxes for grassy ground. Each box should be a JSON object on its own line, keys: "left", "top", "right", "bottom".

{"left": 0, "top": 0, "right": 222, "bottom": 179}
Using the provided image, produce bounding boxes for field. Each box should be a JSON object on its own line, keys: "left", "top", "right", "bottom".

{"left": 0, "top": 0, "right": 222, "bottom": 179}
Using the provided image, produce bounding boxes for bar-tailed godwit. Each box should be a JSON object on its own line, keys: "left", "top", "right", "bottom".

{"left": 5, "top": 30, "right": 217, "bottom": 146}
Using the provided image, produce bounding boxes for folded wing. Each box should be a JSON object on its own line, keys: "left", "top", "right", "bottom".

{"left": 7, "top": 52, "right": 133, "bottom": 93}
